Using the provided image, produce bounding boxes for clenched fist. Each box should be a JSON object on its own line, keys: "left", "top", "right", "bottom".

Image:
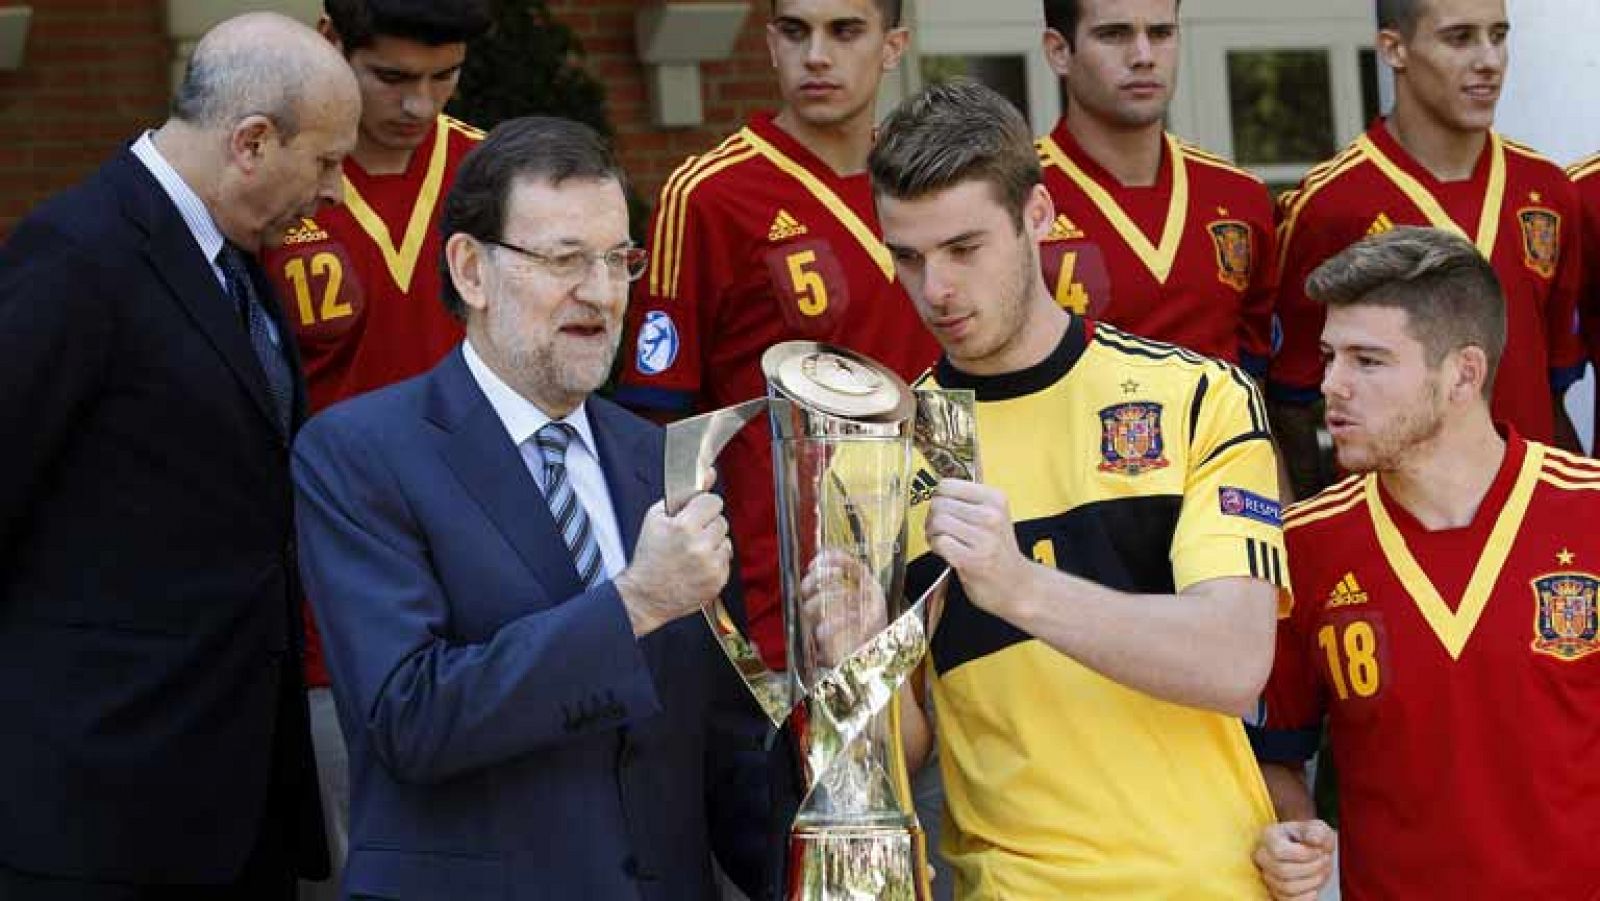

{"left": 616, "top": 493, "right": 732, "bottom": 637}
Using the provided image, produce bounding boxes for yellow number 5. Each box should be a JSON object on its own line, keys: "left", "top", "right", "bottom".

{"left": 283, "top": 252, "right": 351, "bottom": 327}
{"left": 787, "top": 250, "right": 829, "bottom": 317}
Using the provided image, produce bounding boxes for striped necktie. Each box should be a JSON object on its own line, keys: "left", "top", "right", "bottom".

{"left": 217, "top": 243, "right": 293, "bottom": 434}
{"left": 534, "top": 422, "right": 604, "bottom": 589}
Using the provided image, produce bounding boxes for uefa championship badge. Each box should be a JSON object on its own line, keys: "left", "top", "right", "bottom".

{"left": 635, "top": 309, "right": 679, "bottom": 375}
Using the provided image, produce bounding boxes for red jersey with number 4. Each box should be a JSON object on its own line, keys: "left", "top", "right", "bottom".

{"left": 1271, "top": 121, "right": 1585, "bottom": 442}
{"left": 263, "top": 114, "right": 482, "bottom": 687}
{"left": 616, "top": 113, "right": 938, "bottom": 669}
{"left": 1035, "top": 123, "right": 1277, "bottom": 375}
{"left": 264, "top": 114, "right": 481, "bottom": 415}
{"left": 1257, "top": 432, "right": 1600, "bottom": 901}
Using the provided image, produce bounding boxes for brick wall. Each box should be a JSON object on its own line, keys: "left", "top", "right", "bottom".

{"left": 0, "top": 1, "right": 170, "bottom": 236}
{"left": 0, "top": 1, "right": 779, "bottom": 236}
{"left": 548, "top": 0, "right": 783, "bottom": 209}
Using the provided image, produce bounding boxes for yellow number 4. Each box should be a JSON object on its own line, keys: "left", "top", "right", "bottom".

{"left": 787, "top": 250, "right": 829, "bottom": 317}
{"left": 1053, "top": 250, "right": 1091, "bottom": 314}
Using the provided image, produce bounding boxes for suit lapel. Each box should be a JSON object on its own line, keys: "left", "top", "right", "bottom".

{"left": 115, "top": 152, "right": 291, "bottom": 439}
{"left": 428, "top": 350, "right": 586, "bottom": 602}
{"left": 590, "top": 398, "right": 658, "bottom": 560}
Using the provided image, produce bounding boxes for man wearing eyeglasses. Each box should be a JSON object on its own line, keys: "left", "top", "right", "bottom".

{"left": 289, "top": 116, "right": 773, "bottom": 899}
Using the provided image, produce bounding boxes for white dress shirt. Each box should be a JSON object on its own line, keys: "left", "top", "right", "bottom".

{"left": 462, "top": 340, "right": 628, "bottom": 582}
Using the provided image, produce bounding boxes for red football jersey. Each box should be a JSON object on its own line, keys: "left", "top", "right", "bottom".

{"left": 1257, "top": 432, "right": 1600, "bottom": 901}
{"left": 264, "top": 115, "right": 481, "bottom": 415}
{"left": 1036, "top": 123, "right": 1277, "bottom": 374}
{"left": 616, "top": 113, "right": 939, "bottom": 669}
{"left": 1271, "top": 121, "right": 1585, "bottom": 443}
{"left": 263, "top": 115, "right": 482, "bottom": 687}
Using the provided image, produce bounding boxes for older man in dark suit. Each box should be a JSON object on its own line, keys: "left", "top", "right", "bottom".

{"left": 291, "top": 117, "right": 775, "bottom": 900}
{"left": 0, "top": 13, "right": 358, "bottom": 900}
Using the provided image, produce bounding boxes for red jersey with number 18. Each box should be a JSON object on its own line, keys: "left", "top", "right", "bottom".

{"left": 616, "top": 112, "right": 938, "bottom": 669}
{"left": 1256, "top": 432, "right": 1600, "bottom": 901}
{"left": 1035, "top": 123, "right": 1277, "bottom": 374}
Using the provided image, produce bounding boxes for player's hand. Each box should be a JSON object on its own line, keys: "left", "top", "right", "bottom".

{"left": 1253, "top": 819, "right": 1336, "bottom": 900}
{"left": 616, "top": 494, "right": 731, "bottom": 637}
{"left": 924, "top": 479, "right": 1029, "bottom": 620}
{"left": 798, "top": 549, "right": 887, "bottom": 669}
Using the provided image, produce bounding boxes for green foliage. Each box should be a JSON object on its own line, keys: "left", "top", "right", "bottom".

{"left": 447, "top": 0, "right": 613, "bottom": 139}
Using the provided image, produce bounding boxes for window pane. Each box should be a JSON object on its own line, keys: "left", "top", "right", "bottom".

{"left": 1359, "top": 47, "right": 1381, "bottom": 124}
{"left": 1227, "top": 49, "right": 1335, "bottom": 166}
{"left": 921, "top": 55, "right": 1029, "bottom": 120}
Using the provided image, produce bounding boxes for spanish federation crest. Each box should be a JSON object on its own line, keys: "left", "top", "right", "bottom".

{"left": 1208, "top": 220, "right": 1252, "bottom": 292}
{"left": 1530, "top": 571, "right": 1600, "bottom": 661}
{"left": 1098, "top": 402, "right": 1169, "bottom": 475}
{"left": 1517, "top": 207, "right": 1560, "bottom": 279}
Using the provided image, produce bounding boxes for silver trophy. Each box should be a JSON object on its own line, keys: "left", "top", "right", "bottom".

{"left": 664, "top": 342, "right": 977, "bottom": 901}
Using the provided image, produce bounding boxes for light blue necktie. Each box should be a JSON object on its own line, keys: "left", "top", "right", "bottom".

{"left": 534, "top": 422, "right": 604, "bottom": 589}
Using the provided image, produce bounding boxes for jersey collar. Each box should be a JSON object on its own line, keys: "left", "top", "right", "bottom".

{"left": 935, "top": 314, "right": 1090, "bottom": 402}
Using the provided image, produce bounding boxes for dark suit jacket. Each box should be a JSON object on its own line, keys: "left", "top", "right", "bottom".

{"left": 0, "top": 148, "right": 327, "bottom": 882}
{"left": 291, "top": 348, "right": 773, "bottom": 900}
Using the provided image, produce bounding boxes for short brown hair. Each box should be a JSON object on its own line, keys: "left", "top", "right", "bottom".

{"left": 771, "top": 0, "right": 901, "bottom": 28}
{"left": 1306, "top": 226, "right": 1506, "bottom": 396}
{"left": 1376, "top": 0, "right": 1426, "bottom": 36}
{"left": 1043, "top": 0, "right": 1182, "bottom": 48}
{"left": 869, "top": 79, "right": 1040, "bottom": 227}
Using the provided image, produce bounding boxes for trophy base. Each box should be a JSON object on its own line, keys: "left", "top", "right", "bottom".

{"left": 786, "top": 823, "right": 930, "bottom": 901}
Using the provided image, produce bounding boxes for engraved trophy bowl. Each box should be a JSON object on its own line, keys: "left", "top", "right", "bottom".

{"left": 664, "top": 342, "right": 978, "bottom": 901}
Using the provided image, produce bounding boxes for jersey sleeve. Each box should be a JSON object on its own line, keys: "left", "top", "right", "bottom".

{"left": 1574, "top": 171, "right": 1600, "bottom": 371}
{"left": 1267, "top": 182, "right": 1343, "bottom": 405}
{"left": 1548, "top": 178, "right": 1587, "bottom": 392}
{"left": 615, "top": 172, "right": 722, "bottom": 415}
{"left": 1246, "top": 525, "right": 1327, "bottom": 764}
{"left": 1237, "top": 184, "right": 1280, "bottom": 378}
{"left": 1170, "top": 363, "right": 1290, "bottom": 603}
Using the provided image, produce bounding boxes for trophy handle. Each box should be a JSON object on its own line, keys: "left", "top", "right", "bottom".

{"left": 663, "top": 398, "right": 794, "bottom": 727}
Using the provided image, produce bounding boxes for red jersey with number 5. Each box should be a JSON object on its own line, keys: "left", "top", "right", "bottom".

{"left": 616, "top": 112, "right": 938, "bottom": 669}
{"left": 263, "top": 114, "right": 481, "bottom": 416}
{"left": 1035, "top": 123, "right": 1277, "bottom": 375}
{"left": 1270, "top": 122, "right": 1585, "bottom": 442}
{"left": 1255, "top": 432, "right": 1600, "bottom": 901}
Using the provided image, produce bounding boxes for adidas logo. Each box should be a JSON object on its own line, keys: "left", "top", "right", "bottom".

{"left": 1047, "top": 213, "right": 1084, "bottom": 241}
{"left": 909, "top": 469, "right": 938, "bottom": 505}
{"left": 1325, "top": 572, "right": 1369, "bottom": 608}
{"left": 1366, "top": 213, "right": 1394, "bottom": 237}
{"left": 281, "top": 217, "right": 330, "bottom": 245}
{"left": 767, "top": 209, "right": 808, "bottom": 242}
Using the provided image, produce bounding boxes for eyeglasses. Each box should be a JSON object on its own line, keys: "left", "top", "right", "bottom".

{"left": 483, "top": 238, "right": 649, "bottom": 284}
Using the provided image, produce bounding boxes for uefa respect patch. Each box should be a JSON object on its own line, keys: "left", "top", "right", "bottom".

{"left": 634, "top": 309, "right": 679, "bottom": 375}
{"left": 1219, "top": 486, "right": 1281, "bottom": 527}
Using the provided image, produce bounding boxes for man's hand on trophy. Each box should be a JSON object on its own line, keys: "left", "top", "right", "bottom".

{"left": 925, "top": 479, "right": 1031, "bottom": 622}
{"left": 616, "top": 494, "right": 733, "bottom": 638}
{"left": 798, "top": 549, "right": 888, "bottom": 671}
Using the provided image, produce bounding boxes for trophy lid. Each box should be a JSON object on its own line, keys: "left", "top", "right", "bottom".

{"left": 761, "top": 342, "right": 914, "bottom": 424}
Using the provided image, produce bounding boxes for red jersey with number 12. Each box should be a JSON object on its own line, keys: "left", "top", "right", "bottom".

{"left": 617, "top": 113, "right": 938, "bottom": 669}
{"left": 264, "top": 114, "right": 481, "bottom": 415}
{"left": 1259, "top": 433, "right": 1600, "bottom": 900}
{"left": 263, "top": 114, "right": 482, "bottom": 688}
